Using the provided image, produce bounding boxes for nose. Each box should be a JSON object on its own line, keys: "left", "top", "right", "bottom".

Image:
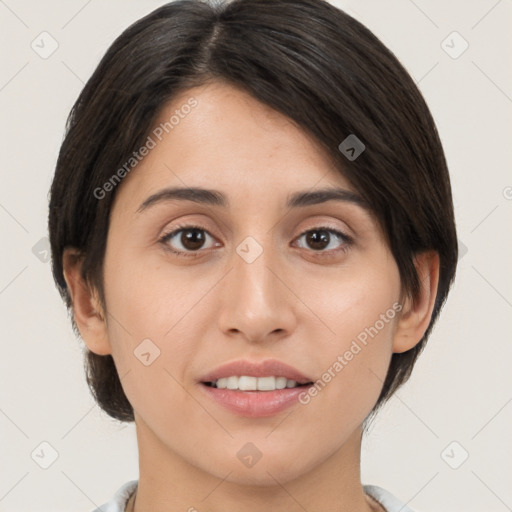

{"left": 217, "top": 238, "right": 298, "bottom": 344}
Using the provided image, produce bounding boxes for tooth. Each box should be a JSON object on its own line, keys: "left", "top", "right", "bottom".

{"left": 216, "top": 378, "right": 228, "bottom": 389}
{"left": 210, "top": 376, "right": 303, "bottom": 390}
{"left": 275, "top": 377, "right": 287, "bottom": 389}
{"left": 226, "top": 376, "right": 239, "bottom": 390}
{"left": 257, "top": 376, "right": 276, "bottom": 391}
{"left": 238, "top": 376, "right": 258, "bottom": 391}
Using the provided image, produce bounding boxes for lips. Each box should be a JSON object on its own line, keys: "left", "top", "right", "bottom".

{"left": 198, "top": 359, "right": 314, "bottom": 417}
{"left": 200, "top": 358, "right": 313, "bottom": 385}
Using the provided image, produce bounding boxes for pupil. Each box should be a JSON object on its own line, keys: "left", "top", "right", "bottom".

{"left": 307, "top": 230, "right": 329, "bottom": 250}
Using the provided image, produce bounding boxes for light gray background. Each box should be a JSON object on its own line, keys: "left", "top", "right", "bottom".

{"left": 1, "top": 1, "right": 511, "bottom": 511}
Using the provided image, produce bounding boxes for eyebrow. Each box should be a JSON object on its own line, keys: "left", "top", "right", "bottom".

{"left": 136, "top": 186, "right": 369, "bottom": 213}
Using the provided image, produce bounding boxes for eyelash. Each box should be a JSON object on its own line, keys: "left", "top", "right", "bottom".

{"left": 158, "top": 224, "right": 353, "bottom": 259}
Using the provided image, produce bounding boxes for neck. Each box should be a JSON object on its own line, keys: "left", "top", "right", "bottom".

{"left": 130, "top": 417, "right": 380, "bottom": 512}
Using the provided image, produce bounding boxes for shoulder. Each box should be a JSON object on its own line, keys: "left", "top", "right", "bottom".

{"left": 90, "top": 480, "right": 138, "bottom": 512}
{"left": 363, "top": 484, "right": 417, "bottom": 512}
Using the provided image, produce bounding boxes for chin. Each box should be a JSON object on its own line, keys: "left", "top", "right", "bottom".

{"left": 221, "top": 466, "right": 301, "bottom": 487}
{"left": 201, "top": 449, "right": 312, "bottom": 487}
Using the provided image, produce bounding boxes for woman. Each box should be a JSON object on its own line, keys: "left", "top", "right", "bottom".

{"left": 48, "top": 0, "right": 458, "bottom": 510}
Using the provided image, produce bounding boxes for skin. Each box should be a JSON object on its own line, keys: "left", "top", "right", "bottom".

{"left": 63, "top": 81, "right": 439, "bottom": 512}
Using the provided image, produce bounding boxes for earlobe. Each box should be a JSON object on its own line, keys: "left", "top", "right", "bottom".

{"left": 62, "top": 248, "right": 112, "bottom": 356}
{"left": 392, "top": 251, "right": 440, "bottom": 354}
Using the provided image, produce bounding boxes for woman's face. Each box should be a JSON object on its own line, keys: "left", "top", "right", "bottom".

{"left": 101, "top": 81, "right": 403, "bottom": 484}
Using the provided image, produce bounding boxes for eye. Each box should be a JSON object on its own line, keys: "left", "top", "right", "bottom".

{"left": 294, "top": 227, "right": 352, "bottom": 256}
{"left": 159, "top": 224, "right": 352, "bottom": 259}
{"left": 159, "top": 224, "right": 218, "bottom": 257}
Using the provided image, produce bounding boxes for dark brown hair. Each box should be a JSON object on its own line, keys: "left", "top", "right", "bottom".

{"left": 48, "top": 0, "right": 458, "bottom": 423}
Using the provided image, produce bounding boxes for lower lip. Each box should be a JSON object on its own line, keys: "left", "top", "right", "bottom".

{"left": 199, "top": 383, "right": 312, "bottom": 417}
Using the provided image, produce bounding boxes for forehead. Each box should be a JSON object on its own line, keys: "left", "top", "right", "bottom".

{"left": 113, "top": 81, "right": 359, "bottom": 212}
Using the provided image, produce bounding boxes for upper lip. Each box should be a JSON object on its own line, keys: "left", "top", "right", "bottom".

{"left": 200, "top": 359, "right": 313, "bottom": 385}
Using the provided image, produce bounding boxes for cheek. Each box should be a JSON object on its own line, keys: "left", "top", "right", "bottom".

{"left": 294, "top": 256, "right": 400, "bottom": 414}
{"left": 101, "top": 247, "right": 198, "bottom": 378}
{"left": 101, "top": 255, "right": 204, "bottom": 426}
{"left": 103, "top": 245, "right": 196, "bottom": 339}
{"left": 296, "top": 306, "right": 397, "bottom": 448}
{"left": 296, "top": 249, "right": 401, "bottom": 348}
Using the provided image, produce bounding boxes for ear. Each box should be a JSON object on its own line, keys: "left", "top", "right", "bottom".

{"left": 62, "top": 248, "right": 112, "bottom": 356}
{"left": 393, "top": 250, "right": 440, "bottom": 354}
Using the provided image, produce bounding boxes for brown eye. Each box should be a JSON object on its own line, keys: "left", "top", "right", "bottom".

{"left": 178, "top": 228, "right": 207, "bottom": 250}
{"left": 160, "top": 225, "right": 217, "bottom": 256}
{"left": 295, "top": 227, "right": 351, "bottom": 253}
{"left": 305, "top": 229, "right": 330, "bottom": 250}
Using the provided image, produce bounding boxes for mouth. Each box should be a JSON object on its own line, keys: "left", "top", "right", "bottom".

{"left": 202, "top": 376, "right": 314, "bottom": 391}
{"left": 198, "top": 359, "right": 315, "bottom": 417}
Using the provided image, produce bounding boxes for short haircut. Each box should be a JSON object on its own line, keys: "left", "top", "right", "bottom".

{"left": 48, "top": 0, "right": 458, "bottom": 423}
